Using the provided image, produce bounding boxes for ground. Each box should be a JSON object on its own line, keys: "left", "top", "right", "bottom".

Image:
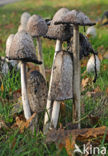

{"left": 0, "top": 0, "right": 108, "bottom": 155}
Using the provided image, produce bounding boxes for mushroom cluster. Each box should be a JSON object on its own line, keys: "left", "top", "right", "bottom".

{"left": 4, "top": 9, "right": 99, "bottom": 133}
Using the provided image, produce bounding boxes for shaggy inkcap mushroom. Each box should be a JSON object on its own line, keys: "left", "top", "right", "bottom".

{"left": 27, "top": 14, "right": 48, "bottom": 37}
{"left": 55, "top": 9, "right": 96, "bottom": 26}
{"left": 8, "top": 31, "right": 41, "bottom": 64}
{"left": 45, "top": 8, "right": 73, "bottom": 41}
{"left": 7, "top": 31, "right": 41, "bottom": 120}
{"left": 20, "top": 12, "right": 31, "bottom": 26}
{"left": 5, "top": 34, "right": 15, "bottom": 57}
{"left": 55, "top": 9, "right": 96, "bottom": 129}
{"left": 18, "top": 12, "right": 31, "bottom": 32}
{"left": 27, "top": 70, "right": 47, "bottom": 113}
{"left": 48, "top": 50, "right": 73, "bottom": 101}
{"left": 27, "top": 14, "right": 47, "bottom": 80}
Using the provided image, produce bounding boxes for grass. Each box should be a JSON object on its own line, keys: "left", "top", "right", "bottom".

{"left": 0, "top": 0, "right": 108, "bottom": 155}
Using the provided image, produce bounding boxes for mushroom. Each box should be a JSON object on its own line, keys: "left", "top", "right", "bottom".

{"left": 55, "top": 10, "right": 96, "bottom": 128}
{"left": 8, "top": 31, "right": 41, "bottom": 120}
{"left": 27, "top": 14, "right": 48, "bottom": 79}
{"left": 86, "top": 26, "right": 96, "bottom": 38}
{"left": 43, "top": 8, "right": 73, "bottom": 133}
{"left": 49, "top": 50, "right": 73, "bottom": 127}
{"left": 1, "top": 34, "right": 18, "bottom": 75}
{"left": 87, "top": 55, "right": 100, "bottom": 73}
{"left": 18, "top": 12, "right": 31, "bottom": 32}
{"left": 27, "top": 70, "right": 47, "bottom": 128}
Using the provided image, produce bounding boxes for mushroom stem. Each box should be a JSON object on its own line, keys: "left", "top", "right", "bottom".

{"left": 20, "top": 62, "right": 31, "bottom": 120}
{"left": 72, "top": 25, "right": 81, "bottom": 129}
{"left": 36, "top": 37, "right": 46, "bottom": 80}
{"left": 51, "top": 101, "right": 60, "bottom": 128}
{"left": 43, "top": 39, "right": 62, "bottom": 134}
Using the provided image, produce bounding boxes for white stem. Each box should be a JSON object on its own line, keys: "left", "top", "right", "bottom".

{"left": 37, "top": 37, "right": 46, "bottom": 80}
{"left": 72, "top": 25, "right": 80, "bottom": 129}
{"left": 21, "top": 62, "right": 31, "bottom": 120}
{"left": 51, "top": 101, "right": 60, "bottom": 128}
{"left": 43, "top": 40, "right": 62, "bottom": 134}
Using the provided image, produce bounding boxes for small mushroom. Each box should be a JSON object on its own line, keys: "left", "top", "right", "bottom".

{"left": 86, "top": 26, "right": 96, "bottom": 38}
{"left": 87, "top": 55, "right": 100, "bottom": 73}
{"left": 44, "top": 8, "right": 73, "bottom": 133}
{"left": 27, "top": 14, "right": 48, "bottom": 79}
{"left": 27, "top": 70, "right": 47, "bottom": 128}
{"left": 18, "top": 12, "right": 31, "bottom": 32}
{"left": 55, "top": 10, "right": 96, "bottom": 128}
{"left": 3, "top": 34, "right": 18, "bottom": 74}
{"left": 8, "top": 31, "right": 41, "bottom": 120}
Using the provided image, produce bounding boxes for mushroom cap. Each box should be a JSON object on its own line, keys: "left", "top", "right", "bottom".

{"left": 55, "top": 10, "right": 96, "bottom": 26}
{"left": 86, "top": 26, "right": 96, "bottom": 37}
{"left": 27, "top": 70, "right": 47, "bottom": 113}
{"left": 8, "top": 31, "right": 41, "bottom": 64}
{"left": 48, "top": 50, "right": 73, "bottom": 101}
{"left": 87, "top": 55, "right": 100, "bottom": 73}
{"left": 27, "top": 14, "right": 48, "bottom": 37}
{"left": 5, "top": 34, "right": 14, "bottom": 57}
{"left": 45, "top": 8, "right": 73, "bottom": 41}
{"left": 20, "top": 12, "right": 31, "bottom": 26}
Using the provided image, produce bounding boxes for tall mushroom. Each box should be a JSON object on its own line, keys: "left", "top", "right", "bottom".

{"left": 18, "top": 12, "right": 31, "bottom": 32}
{"left": 43, "top": 8, "right": 73, "bottom": 133}
{"left": 8, "top": 31, "right": 41, "bottom": 120}
{"left": 55, "top": 10, "right": 96, "bottom": 128}
{"left": 27, "top": 70, "right": 47, "bottom": 128}
{"left": 27, "top": 15, "right": 48, "bottom": 79}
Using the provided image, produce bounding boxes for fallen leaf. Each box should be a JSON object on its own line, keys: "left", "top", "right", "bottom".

{"left": 65, "top": 137, "right": 75, "bottom": 156}
{"left": 46, "top": 126, "right": 108, "bottom": 153}
{"left": 5, "top": 24, "right": 14, "bottom": 29}
{"left": 98, "top": 53, "right": 103, "bottom": 61}
{"left": 94, "top": 86, "right": 101, "bottom": 93}
{"left": 81, "top": 78, "right": 89, "bottom": 88}
{"left": 12, "top": 113, "right": 36, "bottom": 133}
{"left": 1, "top": 83, "right": 4, "bottom": 92}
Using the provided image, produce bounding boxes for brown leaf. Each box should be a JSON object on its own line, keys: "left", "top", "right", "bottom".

{"left": 65, "top": 137, "right": 75, "bottom": 156}
{"left": 5, "top": 24, "right": 14, "bottom": 29}
{"left": 12, "top": 113, "right": 36, "bottom": 133}
{"left": 1, "top": 83, "right": 4, "bottom": 92}
{"left": 98, "top": 53, "right": 103, "bottom": 61}
{"left": 81, "top": 78, "right": 89, "bottom": 88}
{"left": 94, "top": 86, "right": 101, "bottom": 93}
{"left": 46, "top": 126, "right": 108, "bottom": 151}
